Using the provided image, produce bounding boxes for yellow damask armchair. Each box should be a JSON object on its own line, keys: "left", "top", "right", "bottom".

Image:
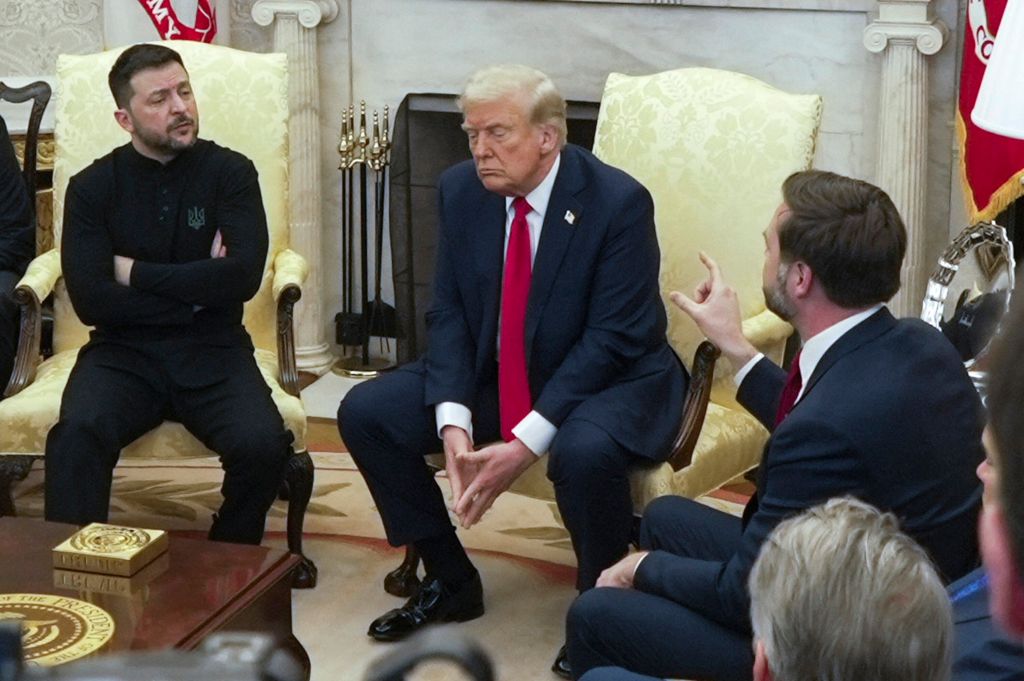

{"left": 0, "top": 42, "right": 317, "bottom": 588}
{"left": 593, "top": 67, "right": 822, "bottom": 501}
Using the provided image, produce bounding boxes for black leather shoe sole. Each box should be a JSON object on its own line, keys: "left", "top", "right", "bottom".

{"left": 552, "top": 644, "right": 571, "bottom": 679}
{"left": 368, "top": 601, "right": 484, "bottom": 642}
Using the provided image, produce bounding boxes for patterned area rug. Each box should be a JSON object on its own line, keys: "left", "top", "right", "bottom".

{"left": 8, "top": 444, "right": 746, "bottom": 681}
{"left": 11, "top": 450, "right": 745, "bottom": 566}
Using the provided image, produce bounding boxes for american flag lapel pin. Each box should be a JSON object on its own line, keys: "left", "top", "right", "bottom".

{"left": 564, "top": 210, "right": 576, "bottom": 225}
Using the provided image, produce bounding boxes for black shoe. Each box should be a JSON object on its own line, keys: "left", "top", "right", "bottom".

{"left": 368, "top": 573, "right": 484, "bottom": 642}
{"left": 552, "top": 644, "right": 571, "bottom": 679}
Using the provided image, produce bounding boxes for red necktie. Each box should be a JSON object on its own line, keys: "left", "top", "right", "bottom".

{"left": 499, "top": 197, "right": 533, "bottom": 441}
{"left": 774, "top": 350, "right": 803, "bottom": 426}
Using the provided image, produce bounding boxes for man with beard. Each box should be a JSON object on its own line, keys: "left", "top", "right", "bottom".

{"left": 566, "top": 170, "right": 984, "bottom": 681}
{"left": 44, "top": 43, "right": 292, "bottom": 545}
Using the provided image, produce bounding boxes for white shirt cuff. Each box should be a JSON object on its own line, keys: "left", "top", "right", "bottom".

{"left": 733, "top": 352, "right": 765, "bottom": 388}
{"left": 435, "top": 402, "right": 473, "bottom": 442}
{"left": 632, "top": 551, "right": 650, "bottom": 582}
{"left": 512, "top": 410, "right": 557, "bottom": 456}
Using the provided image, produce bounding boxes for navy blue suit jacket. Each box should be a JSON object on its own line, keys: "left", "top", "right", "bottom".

{"left": 636, "top": 308, "right": 984, "bottom": 630}
{"left": 951, "top": 568, "right": 1024, "bottom": 681}
{"left": 421, "top": 143, "right": 686, "bottom": 457}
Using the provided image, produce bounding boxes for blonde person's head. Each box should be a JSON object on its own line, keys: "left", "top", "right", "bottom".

{"left": 458, "top": 64, "right": 567, "bottom": 148}
{"left": 749, "top": 497, "right": 952, "bottom": 681}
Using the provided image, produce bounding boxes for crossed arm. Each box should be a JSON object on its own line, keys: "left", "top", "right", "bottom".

{"left": 62, "top": 161, "right": 267, "bottom": 327}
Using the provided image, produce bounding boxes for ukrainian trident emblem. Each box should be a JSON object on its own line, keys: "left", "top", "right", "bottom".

{"left": 187, "top": 207, "right": 206, "bottom": 230}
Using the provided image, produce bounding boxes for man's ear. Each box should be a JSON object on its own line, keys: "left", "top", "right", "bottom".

{"left": 113, "top": 108, "right": 133, "bottom": 134}
{"left": 753, "top": 640, "right": 773, "bottom": 681}
{"left": 790, "top": 261, "right": 814, "bottom": 298}
{"left": 538, "top": 124, "right": 559, "bottom": 154}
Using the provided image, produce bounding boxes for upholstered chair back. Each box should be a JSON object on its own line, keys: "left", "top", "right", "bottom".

{"left": 592, "top": 68, "right": 822, "bottom": 498}
{"left": 594, "top": 67, "right": 821, "bottom": 405}
{"left": 51, "top": 41, "right": 289, "bottom": 356}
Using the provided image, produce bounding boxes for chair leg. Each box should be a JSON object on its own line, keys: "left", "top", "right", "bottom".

{"left": 284, "top": 449, "right": 318, "bottom": 589}
{"left": 384, "top": 545, "right": 422, "bottom": 597}
{"left": 0, "top": 456, "right": 35, "bottom": 517}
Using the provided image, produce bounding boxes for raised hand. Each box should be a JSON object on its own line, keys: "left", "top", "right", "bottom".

{"left": 669, "top": 252, "right": 757, "bottom": 370}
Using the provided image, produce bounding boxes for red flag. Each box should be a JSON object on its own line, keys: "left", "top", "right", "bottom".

{"left": 959, "top": 0, "right": 1024, "bottom": 221}
{"left": 135, "top": 0, "right": 218, "bottom": 43}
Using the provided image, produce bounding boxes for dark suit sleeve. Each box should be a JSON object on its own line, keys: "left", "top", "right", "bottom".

{"left": 634, "top": 416, "right": 862, "bottom": 630}
{"left": 129, "top": 157, "right": 267, "bottom": 307}
{"left": 0, "top": 116, "right": 33, "bottom": 275}
{"left": 423, "top": 178, "right": 477, "bottom": 407}
{"left": 62, "top": 176, "right": 194, "bottom": 327}
{"left": 736, "top": 356, "right": 788, "bottom": 430}
{"left": 532, "top": 185, "right": 665, "bottom": 425}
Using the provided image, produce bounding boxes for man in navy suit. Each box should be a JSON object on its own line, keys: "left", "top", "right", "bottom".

{"left": 567, "top": 170, "right": 983, "bottom": 680}
{"left": 580, "top": 498, "right": 955, "bottom": 681}
{"left": 339, "top": 65, "right": 686, "bottom": 667}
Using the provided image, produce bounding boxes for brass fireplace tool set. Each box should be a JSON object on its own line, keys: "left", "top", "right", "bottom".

{"left": 334, "top": 101, "right": 395, "bottom": 377}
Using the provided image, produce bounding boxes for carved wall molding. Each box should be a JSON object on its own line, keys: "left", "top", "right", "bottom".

{"left": 252, "top": 0, "right": 340, "bottom": 374}
{"left": 0, "top": 0, "right": 102, "bottom": 76}
{"left": 863, "top": 20, "right": 948, "bottom": 54}
{"left": 252, "top": 0, "right": 338, "bottom": 28}
{"left": 864, "top": 0, "right": 950, "bottom": 316}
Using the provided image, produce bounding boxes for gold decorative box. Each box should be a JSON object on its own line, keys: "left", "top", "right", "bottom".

{"left": 52, "top": 523, "right": 169, "bottom": 577}
{"left": 54, "top": 551, "right": 170, "bottom": 596}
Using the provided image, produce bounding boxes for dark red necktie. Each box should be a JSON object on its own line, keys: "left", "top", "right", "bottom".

{"left": 774, "top": 350, "right": 803, "bottom": 426}
{"left": 499, "top": 197, "right": 533, "bottom": 441}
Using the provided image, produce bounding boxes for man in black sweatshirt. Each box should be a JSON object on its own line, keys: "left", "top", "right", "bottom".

{"left": 44, "top": 43, "right": 292, "bottom": 545}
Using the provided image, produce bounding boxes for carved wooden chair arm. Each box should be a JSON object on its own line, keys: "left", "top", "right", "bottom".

{"left": 272, "top": 249, "right": 309, "bottom": 398}
{"left": 665, "top": 340, "right": 720, "bottom": 471}
{"left": 3, "top": 250, "right": 61, "bottom": 398}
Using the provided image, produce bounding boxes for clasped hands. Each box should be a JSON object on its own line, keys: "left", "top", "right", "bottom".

{"left": 441, "top": 425, "right": 536, "bottom": 529}
{"left": 112, "top": 230, "right": 227, "bottom": 286}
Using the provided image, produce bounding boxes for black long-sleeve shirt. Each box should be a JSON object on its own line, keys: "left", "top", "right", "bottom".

{"left": 0, "top": 115, "right": 33, "bottom": 275}
{"left": 62, "top": 140, "right": 268, "bottom": 345}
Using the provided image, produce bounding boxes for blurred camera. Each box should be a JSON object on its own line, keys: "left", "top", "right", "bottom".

{"left": 0, "top": 623, "right": 303, "bottom": 681}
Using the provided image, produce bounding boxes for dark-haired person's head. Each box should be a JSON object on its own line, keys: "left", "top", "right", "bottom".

{"left": 980, "top": 290, "right": 1024, "bottom": 636}
{"left": 774, "top": 170, "right": 906, "bottom": 310}
{"left": 108, "top": 43, "right": 198, "bottom": 164}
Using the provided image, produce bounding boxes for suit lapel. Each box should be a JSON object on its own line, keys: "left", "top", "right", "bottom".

{"left": 525, "top": 147, "right": 585, "bottom": 362}
{"left": 476, "top": 190, "right": 509, "bottom": 366}
{"left": 752, "top": 308, "right": 897, "bottom": 507}
{"left": 799, "top": 308, "right": 897, "bottom": 401}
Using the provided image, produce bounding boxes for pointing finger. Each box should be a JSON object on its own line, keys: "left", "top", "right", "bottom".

{"left": 699, "top": 251, "right": 723, "bottom": 283}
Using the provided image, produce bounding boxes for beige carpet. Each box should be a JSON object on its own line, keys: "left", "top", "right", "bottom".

{"left": 10, "top": 450, "right": 744, "bottom": 680}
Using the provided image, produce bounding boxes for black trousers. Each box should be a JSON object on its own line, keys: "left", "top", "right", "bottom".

{"left": 567, "top": 496, "right": 754, "bottom": 681}
{"left": 339, "top": 360, "right": 640, "bottom": 591}
{"left": 44, "top": 338, "right": 292, "bottom": 545}
{"left": 0, "top": 269, "right": 20, "bottom": 391}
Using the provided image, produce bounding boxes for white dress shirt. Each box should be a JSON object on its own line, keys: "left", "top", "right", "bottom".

{"left": 733, "top": 304, "right": 885, "bottom": 403}
{"left": 435, "top": 154, "right": 562, "bottom": 456}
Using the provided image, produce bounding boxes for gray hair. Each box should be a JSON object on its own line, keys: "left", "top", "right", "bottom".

{"left": 749, "top": 497, "right": 952, "bottom": 681}
{"left": 457, "top": 64, "right": 567, "bottom": 147}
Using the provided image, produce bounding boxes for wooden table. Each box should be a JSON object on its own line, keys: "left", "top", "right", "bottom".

{"left": 0, "top": 517, "right": 309, "bottom": 676}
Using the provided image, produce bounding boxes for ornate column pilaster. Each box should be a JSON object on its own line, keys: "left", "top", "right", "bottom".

{"left": 253, "top": 0, "right": 339, "bottom": 375}
{"left": 864, "top": 1, "right": 948, "bottom": 317}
